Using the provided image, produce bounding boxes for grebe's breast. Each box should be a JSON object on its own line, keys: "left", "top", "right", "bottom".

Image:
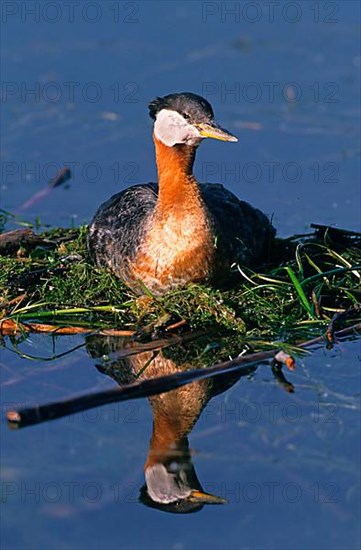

{"left": 129, "top": 193, "right": 215, "bottom": 293}
{"left": 88, "top": 181, "right": 274, "bottom": 294}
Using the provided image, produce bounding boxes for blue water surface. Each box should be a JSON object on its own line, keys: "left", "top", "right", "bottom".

{"left": 1, "top": 333, "right": 360, "bottom": 550}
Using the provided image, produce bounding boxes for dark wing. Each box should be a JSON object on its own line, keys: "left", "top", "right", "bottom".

{"left": 88, "top": 183, "right": 158, "bottom": 277}
{"left": 200, "top": 183, "right": 275, "bottom": 271}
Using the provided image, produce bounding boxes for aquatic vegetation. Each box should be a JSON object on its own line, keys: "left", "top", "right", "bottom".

{"left": 0, "top": 221, "right": 360, "bottom": 355}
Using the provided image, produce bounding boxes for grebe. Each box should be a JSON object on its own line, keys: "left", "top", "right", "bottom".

{"left": 88, "top": 334, "right": 237, "bottom": 512}
{"left": 88, "top": 92, "right": 275, "bottom": 294}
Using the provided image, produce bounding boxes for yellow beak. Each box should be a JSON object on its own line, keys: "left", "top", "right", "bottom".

{"left": 196, "top": 122, "right": 238, "bottom": 142}
{"left": 188, "top": 490, "right": 227, "bottom": 504}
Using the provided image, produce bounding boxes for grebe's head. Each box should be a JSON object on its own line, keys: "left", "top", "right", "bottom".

{"left": 141, "top": 457, "right": 227, "bottom": 513}
{"left": 149, "top": 92, "right": 238, "bottom": 147}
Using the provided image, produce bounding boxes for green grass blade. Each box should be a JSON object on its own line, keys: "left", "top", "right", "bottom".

{"left": 285, "top": 266, "right": 313, "bottom": 316}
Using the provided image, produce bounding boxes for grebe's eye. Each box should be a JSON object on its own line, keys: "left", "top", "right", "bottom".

{"left": 182, "top": 112, "right": 191, "bottom": 121}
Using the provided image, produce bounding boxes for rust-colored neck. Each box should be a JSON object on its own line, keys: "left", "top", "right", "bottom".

{"left": 144, "top": 414, "right": 189, "bottom": 469}
{"left": 153, "top": 135, "right": 200, "bottom": 209}
{"left": 143, "top": 383, "right": 209, "bottom": 470}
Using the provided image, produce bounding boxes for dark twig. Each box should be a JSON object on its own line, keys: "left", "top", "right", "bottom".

{"left": 0, "top": 229, "right": 44, "bottom": 254}
{"left": 18, "top": 167, "right": 72, "bottom": 212}
{"left": 326, "top": 305, "right": 360, "bottom": 344}
{"left": 310, "top": 223, "right": 361, "bottom": 238}
{"left": 0, "top": 318, "right": 135, "bottom": 337}
{"left": 271, "top": 363, "right": 295, "bottom": 393}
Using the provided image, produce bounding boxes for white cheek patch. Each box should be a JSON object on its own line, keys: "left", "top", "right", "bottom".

{"left": 154, "top": 109, "right": 202, "bottom": 147}
{"left": 145, "top": 464, "right": 192, "bottom": 504}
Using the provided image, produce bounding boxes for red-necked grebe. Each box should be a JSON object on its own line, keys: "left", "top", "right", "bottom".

{"left": 88, "top": 92, "right": 275, "bottom": 294}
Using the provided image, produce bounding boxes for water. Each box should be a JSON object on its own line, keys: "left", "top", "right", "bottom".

{"left": 1, "top": 1, "right": 360, "bottom": 549}
{"left": 1, "top": 333, "right": 360, "bottom": 549}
